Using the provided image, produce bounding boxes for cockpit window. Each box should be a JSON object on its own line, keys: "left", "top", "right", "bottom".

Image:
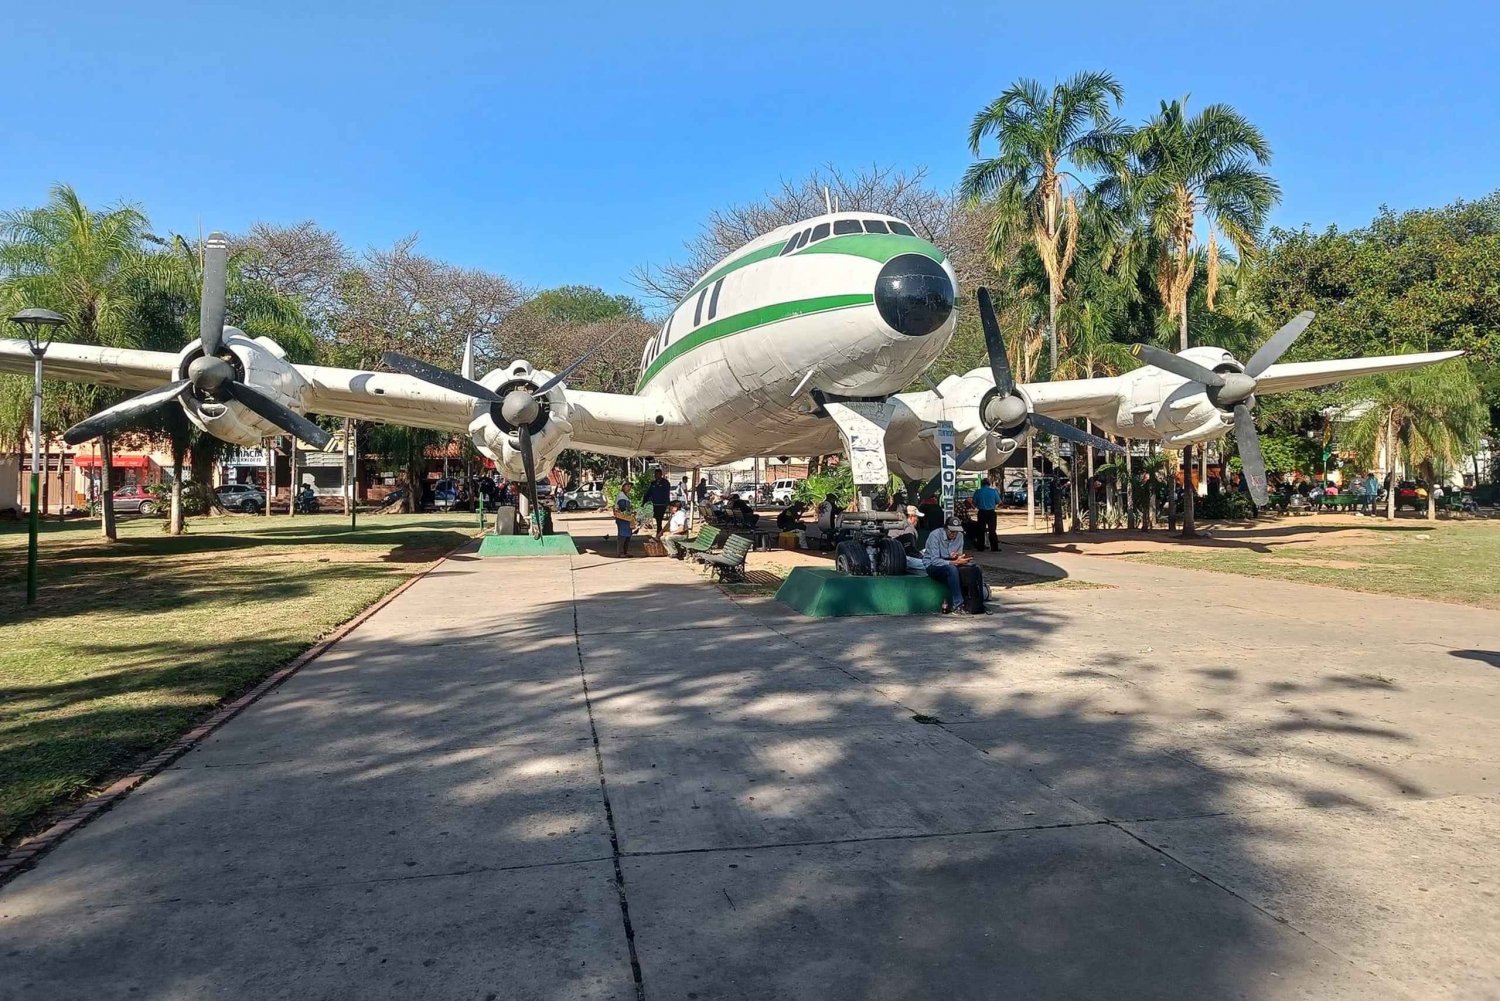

{"left": 862, "top": 219, "right": 889, "bottom": 234}
{"left": 794, "top": 229, "right": 811, "bottom": 249}
{"left": 779, "top": 234, "right": 800, "bottom": 255}
{"left": 887, "top": 221, "right": 915, "bottom": 237}
{"left": 810, "top": 222, "right": 831, "bottom": 242}
{"left": 832, "top": 219, "right": 861, "bottom": 235}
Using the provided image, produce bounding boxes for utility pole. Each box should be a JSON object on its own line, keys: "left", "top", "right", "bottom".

{"left": 264, "top": 439, "right": 274, "bottom": 516}
{"left": 288, "top": 438, "right": 297, "bottom": 517}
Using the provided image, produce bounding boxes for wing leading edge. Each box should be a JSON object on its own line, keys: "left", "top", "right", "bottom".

{"left": 1253, "top": 351, "right": 1463, "bottom": 395}
{"left": 0, "top": 339, "right": 178, "bottom": 391}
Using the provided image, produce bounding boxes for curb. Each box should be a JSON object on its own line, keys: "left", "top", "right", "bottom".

{"left": 0, "top": 537, "right": 472, "bottom": 889}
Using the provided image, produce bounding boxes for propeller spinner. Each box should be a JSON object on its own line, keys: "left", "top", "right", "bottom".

{"left": 1128, "top": 311, "right": 1315, "bottom": 507}
{"left": 381, "top": 323, "right": 631, "bottom": 539}
{"left": 63, "top": 233, "right": 330, "bottom": 450}
{"left": 919, "top": 288, "right": 1124, "bottom": 498}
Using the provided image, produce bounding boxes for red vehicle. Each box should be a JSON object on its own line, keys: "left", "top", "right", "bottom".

{"left": 109, "top": 485, "right": 158, "bottom": 515}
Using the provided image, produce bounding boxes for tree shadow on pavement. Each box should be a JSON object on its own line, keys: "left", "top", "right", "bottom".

{"left": 2, "top": 547, "right": 1492, "bottom": 1000}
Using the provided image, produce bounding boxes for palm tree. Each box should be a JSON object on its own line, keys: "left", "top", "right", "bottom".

{"left": 962, "top": 71, "right": 1125, "bottom": 531}
{"left": 0, "top": 184, "right": 150, "bottom": 540}
{"left": 963, "top": 71, "right": 1126, "bottom": 376}
{"left": 1107, "top": 99, "right": 1280, "bottom": 535}
{"left": 1342, "top": 361, "right": 1486, "bottom": 521}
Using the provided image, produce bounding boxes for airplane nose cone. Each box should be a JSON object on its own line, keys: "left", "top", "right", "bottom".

{"left": 874, "top": 253, "right": 954, "bottom": 336}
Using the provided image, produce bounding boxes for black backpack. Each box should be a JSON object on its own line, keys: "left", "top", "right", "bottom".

{"left": 957, "top": 564, "right": 987, "bottom": 614}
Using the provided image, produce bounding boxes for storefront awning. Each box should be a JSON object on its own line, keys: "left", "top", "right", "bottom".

{"left": 73, "top": 454, "right": 152, "bottom": 469}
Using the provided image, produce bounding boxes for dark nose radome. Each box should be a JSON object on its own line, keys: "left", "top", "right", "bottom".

{"left": 875, "top": 253, "right": 954, "bottom": 336}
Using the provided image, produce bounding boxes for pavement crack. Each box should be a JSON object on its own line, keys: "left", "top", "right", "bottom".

{"left": 571, "top": 569, "right": 648, "bottom": 1001}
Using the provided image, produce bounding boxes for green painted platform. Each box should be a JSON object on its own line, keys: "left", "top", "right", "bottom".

{"left": 477, "top": 532, "right": 580, "bottom": 557}
{"left": 774, "top": 566, "right": 946, "bottom": 617}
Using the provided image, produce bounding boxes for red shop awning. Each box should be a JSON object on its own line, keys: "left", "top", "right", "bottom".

{"left": 73, "top": 454, "right": 152, "bottom": 469}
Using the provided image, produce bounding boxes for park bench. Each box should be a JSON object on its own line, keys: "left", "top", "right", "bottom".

{"left": 701, "top": 533, "right": 753, "bottom": 582}
{"left": 1322, "top": 494, "right": 1359, "bottom": 512}
{"left": 679, "top": 524, "right": 724, "bottom": 560}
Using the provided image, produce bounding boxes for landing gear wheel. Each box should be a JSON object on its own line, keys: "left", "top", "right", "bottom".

{"left": 835, "top": 540, "right": 872, "bottom": 576}
{"left": 874, "top": 537, "right": 906, "bottom": 576}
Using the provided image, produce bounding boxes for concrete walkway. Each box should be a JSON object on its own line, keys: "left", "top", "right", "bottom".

{"left": 3, "top": 529, "right": 1498, "bottom": 1000}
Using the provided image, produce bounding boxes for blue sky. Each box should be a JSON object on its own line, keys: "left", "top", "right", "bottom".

{"left": 5, "top": 0, "right": 1497, "bottom": 299}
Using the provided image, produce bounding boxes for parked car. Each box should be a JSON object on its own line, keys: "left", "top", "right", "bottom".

{"left": 770, "top": 478, "right": 799, "bottom": 503}
{"left": 110, "top": 485, "right": 158, "bottom": 515}
{"left": 1003, "top": 474, "right": 1046, "bottom": 506}
{"left": 561, "top": 481, "right": 606, "bottom": 511}
{"left": 431, "top": 477, "right": 458, "bottom": 510}
{"left": 214, "top": 483, "right": 267, "bottom": 513}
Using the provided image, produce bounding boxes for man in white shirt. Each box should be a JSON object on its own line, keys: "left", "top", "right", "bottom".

{"left": 661, "top": 501, "right": 692, "bottom": 558}
{"left": 924, "top": 515, "right": 974, "bottom": 613}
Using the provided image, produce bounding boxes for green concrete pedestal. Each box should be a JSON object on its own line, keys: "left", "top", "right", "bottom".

{"left": 775, "top": 566, "right": 946, "bottom": 617}
{"left": 477, "top": 533, "right": 580, "bottom": 557}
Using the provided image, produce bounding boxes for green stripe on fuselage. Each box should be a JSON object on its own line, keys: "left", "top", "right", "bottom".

{"left": 635, "top": 293, "right": 874, "bottom": 392}
{"left": 683, "top": 242, "right": 786, "bottom": 299}
{"left": 680, "top": 232, "right": 944, "bottom": 300}
{"left": 794, "top": 232, "right": 943, "bottom": 264}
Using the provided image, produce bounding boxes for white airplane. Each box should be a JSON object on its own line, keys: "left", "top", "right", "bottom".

{"left": 0, "top": 215, "right": 1461, "bottom": 515}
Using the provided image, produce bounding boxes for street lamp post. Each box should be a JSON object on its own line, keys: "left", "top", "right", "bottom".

{"left": 10, "top": 308, "right": 66, "bottom": 605}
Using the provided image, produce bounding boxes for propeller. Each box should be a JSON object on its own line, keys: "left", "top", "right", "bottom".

{"left": 63, "top": 232, "right": 331, "bottom": 450}
{"left": 919, "top": 288, "right": 1123, "bottom": 498}
{"left": 382, "top": 323, "right": 631, "bottom": 539}
{"left": 1128, "top": 311, "right": 1314, "bottom": 507}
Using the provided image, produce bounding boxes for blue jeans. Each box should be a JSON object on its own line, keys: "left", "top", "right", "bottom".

{"left": 927, "top": 563, "right": 962, "bottom": 608}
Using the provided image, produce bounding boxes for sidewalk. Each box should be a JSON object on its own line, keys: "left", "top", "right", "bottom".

{"left": 2, "top": 532, "right": 1497, "bottom": 999}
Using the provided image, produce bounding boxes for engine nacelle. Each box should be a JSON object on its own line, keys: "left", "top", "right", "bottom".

{"left": 467, "top": 360, "right": 574, "bottom": 481}
{"left": 174, "top": 329, "right": 311, "bottom": 446}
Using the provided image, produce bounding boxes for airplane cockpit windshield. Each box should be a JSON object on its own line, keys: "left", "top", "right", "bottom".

{"left": 777, "top": 218, "right": 916, "bottom": 255}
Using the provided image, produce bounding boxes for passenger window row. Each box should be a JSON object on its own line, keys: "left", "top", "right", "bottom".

{"left": 642, "top": 274, "right": 728, "bottom": 370}
{"left": 778, "top": 218, "right": 914, "bottom": 255}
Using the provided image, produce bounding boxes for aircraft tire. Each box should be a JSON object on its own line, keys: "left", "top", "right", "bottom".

{"left": 874, "top": 537, "right": 906, "bottom": 576}
{"left": 835, "top": 540, "right": 872, "bottom": 576}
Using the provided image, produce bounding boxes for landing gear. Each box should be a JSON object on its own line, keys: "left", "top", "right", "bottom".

{"left": 835, "top": 540, "right": 872, "bottom": 576}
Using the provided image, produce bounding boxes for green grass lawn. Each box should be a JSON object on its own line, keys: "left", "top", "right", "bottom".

{"left": 1117, "top": 520, "right": 1500, "bottom": 610}
{"left": 0, "top": 513, "right": 479, "bottom": 843}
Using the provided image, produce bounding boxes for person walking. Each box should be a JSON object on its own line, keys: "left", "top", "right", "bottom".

{"left": 972, "top": 476, "right": 1000, "bottom": 551}
{"left": 612, "top": 489, "right": 635, "bottom": 557}
{"left": 645, "top": 469, "right": 672, "bottom": 534}
{"left": 1362, "top": 471, "right": 1380, "bottom": 515}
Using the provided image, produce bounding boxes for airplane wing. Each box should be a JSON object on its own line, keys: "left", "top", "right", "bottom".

{"left": 1253, "top": 351, "right": 1463, "bottom": 395}
{"left": 295, "top": 364, "right": 480, "bottom": 432}
{"left": 0, "top": 339, "right": 177, "bottom": 391}
{"left": 1022, "top": 376, "right": 1124, "bottom": 420}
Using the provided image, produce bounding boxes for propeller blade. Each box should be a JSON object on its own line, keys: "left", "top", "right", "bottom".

{"left": 532, "top": 322, "right": 634, "bottom": 396}
{"left": 517, "top": 423, "right": 542, "bottom": 538}
{"left": 1128, "top": 343, "right": 1226, "bottom": 388}
{"left": 222, "top": 382, "right": 332, "bottom": 449}
{"left": 1243, "top": 310, "right": 1315, "bottom": 378}
{"left": 1232, "top": 403, "right": 1270, "bottom": 507}
{"left": 381, "top": 351, "right": 499, "bottom": 401}
{"left": 916, "top": 433, "right": 994, "bottom": 500}
{"left": 976, "top": 287, "right": 1014, "bottom": 396}
{"left": 62, "top": 381, "right": 191, "bottom": 445}
{"left": 200, "top": 232, "right": 229, "bottom": 357}
{"left": 1029, "top": 413, "right": 1126, "bottom": 455}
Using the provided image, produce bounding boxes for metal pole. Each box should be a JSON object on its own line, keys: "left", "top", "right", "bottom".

{"left": 26, "top": 351, "right": 43, "bottom": 604}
